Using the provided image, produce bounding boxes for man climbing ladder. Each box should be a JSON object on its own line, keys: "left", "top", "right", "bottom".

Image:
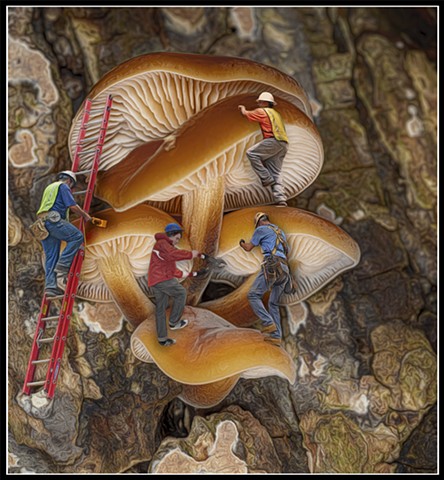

{"left": 36, "top": 170, "right": 91, "bottom": 297}
{"left": 23, "top": 94, "right": 112, "bottom": 399}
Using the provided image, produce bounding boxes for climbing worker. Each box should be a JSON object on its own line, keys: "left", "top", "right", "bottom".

{"left": 148, "top": 222, "right": 206, "bottom": 347}
{"left": 238, "top": 92, "right": 289, "bottom": 207}
{"left": 239, "top": 212, "right": 294, "bottom": 346}
{"left": 36, "top": 170, "right": 91, "bottom": 297}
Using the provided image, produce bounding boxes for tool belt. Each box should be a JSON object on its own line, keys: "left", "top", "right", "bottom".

{"left": 262, "top": 255, "right": 297, "bottom": 294}
{"left": 30, "top": 211, "right": 61, "bottom": 240}
{"left": 38, "top": 210, "right": 61, "bottom": 223}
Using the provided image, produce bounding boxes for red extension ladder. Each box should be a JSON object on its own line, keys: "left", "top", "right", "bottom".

{"left": 22, "top": 94, "right": 113, "bottom": 399}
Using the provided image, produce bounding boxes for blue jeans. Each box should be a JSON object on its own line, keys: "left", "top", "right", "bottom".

{"left": 247, "top": 263, "right": 288, "bottom": 339}
{"left": 41, "top": 219, "right": 84, "bottom": 290}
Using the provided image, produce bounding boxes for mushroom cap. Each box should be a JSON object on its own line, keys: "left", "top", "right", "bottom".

{"left": 74, "top": 204, "right": 192, "bottom": 301}
{"left": 131, "top": 305, "right": 296, "bottom": 385}
{"left": 217, "top": 206, "right": 361, "bottom": 304}
{"left": 94, "top": 94, "right": 323, "bottom": 212}
{"left": 68, "top": 52, "right": 313, "bottom": 174}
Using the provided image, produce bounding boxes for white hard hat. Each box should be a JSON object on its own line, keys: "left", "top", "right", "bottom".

{"left": 254, "top": 212, "right": 268, "bottom": 227}
{"left": 57, "top": 170, "right": 77, "bottom": 186}
{"left": 256, "top": 92, "right": 276, "bottom": 105}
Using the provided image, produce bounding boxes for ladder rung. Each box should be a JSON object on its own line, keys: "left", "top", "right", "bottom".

{"left": 46, "top": 294, "right": 64, "bottom": 299}
{"left": 39, "top": 337, "right": 55, "bottom": 344}
{"left": 73, "top": 190, "right": 88, "bottom": 195}
{"left": 42, "top": 315, "right": 59, "bottom": 322}
{"left": 27, "top": 380, "right": 46, "bottom": 387}
{"left": 78, "top": 148, "right": 98, "bottom": 154}
{"left": 32, "top": 359, "right": 50, "bottom": 365}
{"left": 75, "top": 169, "right": 93, "bottom": 175}
{"left": 86, "top": 119, "right": 105, "bottom": 125}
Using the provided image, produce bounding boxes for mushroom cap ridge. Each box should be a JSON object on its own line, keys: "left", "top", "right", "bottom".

{"left": 83, "top": 52, "right": 312, "bottom": 117}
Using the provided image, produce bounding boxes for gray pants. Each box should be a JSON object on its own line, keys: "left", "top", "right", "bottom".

{"left": 152, "top": 279, "right": 187, "bottom": 341}
{"left": 246, "top": 138, "right": 288, "bottom": 202}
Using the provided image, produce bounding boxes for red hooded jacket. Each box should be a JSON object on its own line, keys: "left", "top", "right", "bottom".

{"left": 148, "top": 233, "right": 193, "bottom": 287}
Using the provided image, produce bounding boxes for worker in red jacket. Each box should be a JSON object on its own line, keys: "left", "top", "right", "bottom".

{"left": 148, "top": 222, "right": 205, "bottom": 346}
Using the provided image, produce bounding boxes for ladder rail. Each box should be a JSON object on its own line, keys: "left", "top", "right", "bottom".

{"left": 44, "top": 250, "right": 84, "bottom": 397}
{"left": 22, "top": 297, "right": 52, "bottom": 395}
{"left": 81, "top": 98, "right": 112, "bottom": 215}
{"left": 23, "top": 94, "right": 113, "bottom": 398}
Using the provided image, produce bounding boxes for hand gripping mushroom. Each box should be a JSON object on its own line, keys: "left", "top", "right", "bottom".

{"left": 200, "top": 206, "right": 361, "bottom": 328}
{"left": 68, "top": 53, "right": 323, "bottom": 305}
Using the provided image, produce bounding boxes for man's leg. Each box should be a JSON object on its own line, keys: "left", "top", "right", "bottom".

{"left": 152, "top": 284, "right": 170, "bottom": 341}
{"left": 246, "top": 139, "right": 282, "bottom": 187}
{"left": 47, "top": 220, "right": 84, "bottom": 271}
{"left": 166, "top": 280, "right": 187, "bottom": 326}
{"left": 41, "top": 234, "right": 61, "bottom": 291}
{"left": 266, "top": 141, "right": 288, "bottom": 203}
{"left": 268, "top": 280, "right": 287, "bottom": 339}
{"left": 247, "top": 270, "right": 275, "bottom": 329}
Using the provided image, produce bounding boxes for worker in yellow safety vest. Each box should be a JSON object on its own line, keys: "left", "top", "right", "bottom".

{"left": 36, "top": 170, "right": 91, "bottom": 296}
{"left": 238, "top": 92, "right": 289, "bottom": 207}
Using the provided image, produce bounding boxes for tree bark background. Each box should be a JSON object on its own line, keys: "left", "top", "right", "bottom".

{"left": 7, "top": 6, "right": 437, "bottom": 474}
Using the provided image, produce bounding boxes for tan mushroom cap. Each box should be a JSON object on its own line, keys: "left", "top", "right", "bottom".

{"left": 216, "top": 206, "right": 361, "bottom": 305}
{"left": 69, "top": 52, "right": 313, "bottom": 173}
{"left": 85, "top": 52, "right": 312, "bottom": 116}
{"left": 73, "top": 204, "right": 192, "bottom": 325}
{"left": 131, "top": 305, "right": 296, "bottom": 386}
{"left": 94, "top": 95, "right": 322, "bottom": 213}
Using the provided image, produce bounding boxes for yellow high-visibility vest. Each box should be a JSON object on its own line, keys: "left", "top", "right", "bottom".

{"left": 36, "top": 181, "right": 69, "bottom": 219}
{"left": 264, "top": 108, "right": 289, "bottom": 143}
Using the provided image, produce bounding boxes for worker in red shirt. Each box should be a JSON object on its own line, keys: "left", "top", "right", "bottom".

{"left": 238, "top": 92, "right": 289, "bottom": 206}
{"left": 148, "top": 223, "right": 205, "bottom": 346}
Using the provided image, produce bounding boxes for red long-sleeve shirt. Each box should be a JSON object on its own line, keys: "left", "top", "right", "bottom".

{"left": 243, "top": 108, "right": 274, "bottom": 139}
{"left": 147, "top": 233, "right": 193, "bottom": 287}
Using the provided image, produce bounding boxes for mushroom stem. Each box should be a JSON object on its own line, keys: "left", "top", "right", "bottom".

{"left": 97, "top": 252, "right": 155, "bottom": 327}
{"left": 182, "top": 176, "right": 225, "bottom": 306}
{"left": 179, "top": 375, "right": 240, "bottom": 409}
{"left": 199, "top": 275, "right": 270, "bottom": 328}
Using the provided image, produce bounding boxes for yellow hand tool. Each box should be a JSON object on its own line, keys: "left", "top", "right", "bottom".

{"left": 91, "top": 217, "right": 108, "bottom": 228}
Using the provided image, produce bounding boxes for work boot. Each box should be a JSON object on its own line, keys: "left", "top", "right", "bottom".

{"left": 264, "top": 335, "right": 282, "bottom": 346}
{"left": 262, "top": 179, "right": 276, "bottom": 187}
{"left": 169, "top": 319, "right": 189, "bottom": 330}
{"left": 45, "top": 286, "right": 65, "bottom": 297}
{"left": 54, "top": 264, "right": 70, "bottom": 275}
{"left": 158, "top": 338, "right": 176, "bottom": 347}
{"left": 261, "top": 323, "right": 278, "bottom": 335}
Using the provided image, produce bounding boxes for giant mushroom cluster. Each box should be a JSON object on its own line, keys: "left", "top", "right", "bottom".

{"left": 69, "top": 52, "right": 360, "bottom": 408}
